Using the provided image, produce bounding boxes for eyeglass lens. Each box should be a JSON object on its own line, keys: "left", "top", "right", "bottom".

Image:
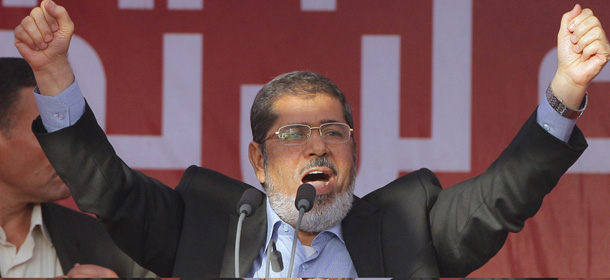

{"left": 278, "top": 123, "right": 350, "bottom": 145}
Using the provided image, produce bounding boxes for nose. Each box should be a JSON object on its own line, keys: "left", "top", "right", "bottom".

{"left": 306, "top": 128, "right": 328, "bottom": 157}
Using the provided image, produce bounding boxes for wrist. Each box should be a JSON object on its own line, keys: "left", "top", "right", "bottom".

{"left": 32, "top": 58, "right": 74, "bottom": 96}
{"left": 546, "top": 85, "right": 587, "bottom": 119}
{"left": 550, "top": 70, "right": 587, "bottom": 110}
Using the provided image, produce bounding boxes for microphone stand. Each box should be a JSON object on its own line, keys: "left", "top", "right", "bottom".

{"left": 265, "top": 240, "right": 273, "bottom": 279}
{"left": 235, "top": 211, "right": 246, "bottom": 277}
{"left": 287, "top": 207, "right": 306, "bottom": 277}
{"left": 265, "top": 240, "right": 283, "bottom": 278}
{"left": 234, "top": 188, "right": 262, "bottom": 277}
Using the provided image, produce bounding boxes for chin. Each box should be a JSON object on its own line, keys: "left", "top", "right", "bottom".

{"left": 50, "top": 184, "right": 71, "bottom": 201}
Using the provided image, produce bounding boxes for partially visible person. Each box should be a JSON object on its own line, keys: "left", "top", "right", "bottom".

{"left": 0, "top": 57, "right": 154, "bottom": 278}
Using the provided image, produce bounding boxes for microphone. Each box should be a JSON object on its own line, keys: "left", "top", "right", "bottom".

{"left": 287, "top": 183, "right": 316, "bottom": 277}
{"left": 269, "top": 241, "right": 284, "bottom": 272}
{"left": 295, "top": 183, "right": 316, "bottom": 212}
{"left": 237, "top": 188, "right": 263, "bottom": 217}
{"left": 264, "top": 240, "right": 284, "bottom": 278}
{"left": 235, "top": 188, "right": 263, "bottom": 277}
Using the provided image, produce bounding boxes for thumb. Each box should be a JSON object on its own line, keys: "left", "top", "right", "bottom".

{"left": 42, "top": 0, "right": 73, "bottom": 33}
{"left": 559, "top": 4, "right": 581, "bottom": 36}
{"left": 567, "top": 4, "right": 582, "bottom": 22}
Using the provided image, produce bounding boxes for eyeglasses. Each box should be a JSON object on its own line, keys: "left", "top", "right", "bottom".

{"left": 261, "top": 123, "right": 354, "bottom": 146}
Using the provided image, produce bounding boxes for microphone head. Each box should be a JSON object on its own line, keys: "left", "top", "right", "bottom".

{"left": 237, "top": 188, "right": 263, "bottom": 217}
{"left": 269, "top": 240, "right": 284, "bottom": 272}
{"left": 295, "top": 183, "right": 316, "bottom": 212}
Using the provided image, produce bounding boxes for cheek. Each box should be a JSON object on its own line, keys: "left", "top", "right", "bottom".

{"left": 335, "top": 149, "right": 357, "bottom": 187}
{"left": 266, "top": 148, "right": 299, "bottom": 174}
{"left": 266, "top": 159, "right": 294, "bottom": 183}
{"left": 265, "top": 153, "right": 303, "bottom": 192}
{"left": 13, "top": 142, "right": 53, "bottom": 175}
{"left": 23, "top": 145, "right": 51, "bottom": 167}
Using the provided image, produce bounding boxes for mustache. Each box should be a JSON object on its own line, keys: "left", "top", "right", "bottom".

{"left": 299, "top": 157, "right": 338, "bottom": 176}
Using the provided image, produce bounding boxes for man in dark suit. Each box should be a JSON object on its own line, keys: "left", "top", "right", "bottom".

{"left": 0, "top": 57, "right": 153, "bottom": 278}
{"left": 14, "top": 0, "right": 610, "bottom": 278}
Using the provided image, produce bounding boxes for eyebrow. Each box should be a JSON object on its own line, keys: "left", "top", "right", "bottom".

{"left": 278, "top": 119, "right": 345, "bottom": 128}
{"left": 301, "top": 119, "right": 344, "bottom": 126}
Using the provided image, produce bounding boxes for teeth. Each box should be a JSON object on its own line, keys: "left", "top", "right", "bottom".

{"left": 303, "top": 171, "right": 331, "bottom": 186}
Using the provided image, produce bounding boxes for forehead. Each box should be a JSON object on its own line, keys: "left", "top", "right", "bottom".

{"left": 271, "top": 94, "right": 345, "bottom": 126}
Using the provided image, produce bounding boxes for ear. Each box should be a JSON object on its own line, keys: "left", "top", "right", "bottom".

{"left": 248, "top": 142, "right": 266, "bottom": 184}
{"left": 0, "top": 130, "right": 7, "bottom": 162}
{"left": 0, "top": 129, "right": 6, "bottom": 147}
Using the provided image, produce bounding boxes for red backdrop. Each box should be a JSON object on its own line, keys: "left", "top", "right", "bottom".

{"left": 1, "top": 0, "right": 610, "bottom": 277}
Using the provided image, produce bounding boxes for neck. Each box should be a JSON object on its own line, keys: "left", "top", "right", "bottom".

{"left": 297, "top": 230, "right": 319, "bottom": 246}
{"left": 0, "top": 190, "right": 36, "bottom": 250}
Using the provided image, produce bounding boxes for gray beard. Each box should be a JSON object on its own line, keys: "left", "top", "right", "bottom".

{"left": 265, "top": 175, "right": 354, "bottom": 233}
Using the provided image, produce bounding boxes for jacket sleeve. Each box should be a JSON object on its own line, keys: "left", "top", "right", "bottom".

{"left": 430, "top": 109, "right": 587, "bottom": 277}
{"left": 34, "top": 103, "right": 184, "bottom": 277}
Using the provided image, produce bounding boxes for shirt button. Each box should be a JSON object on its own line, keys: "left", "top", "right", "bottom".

{"left": 53, "top": 113, "right": 65, "bottom": 120}
{"left": 283, "top": 225, "right": 289, "bottom": 232}
{"left": 302, "top": 263, "right": 308, "bottom": 270}
{"left": 543, "top": 123, "right": 551, "bottom": 131}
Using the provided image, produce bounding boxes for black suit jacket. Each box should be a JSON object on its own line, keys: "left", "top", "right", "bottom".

{"left": 34, "top": 105, "right": 587, "bottom": 277}
{"left": 0, "top": 203, "right": 152, "bottom": 277}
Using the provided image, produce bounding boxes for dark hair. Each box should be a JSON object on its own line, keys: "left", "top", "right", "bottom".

{"left": 0, "top": 57, "right": 36, "bottom": 135}
{"left": 250, "top": 71, "right": 354, "bottom": 144}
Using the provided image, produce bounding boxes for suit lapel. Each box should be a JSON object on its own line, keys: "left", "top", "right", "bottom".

{"left": 219, "top": 198, "right": 267, "bottom": 277}
{"left": 342, "top": 197, "right": 385, "bottom": 277}
{"left": 40, "top": 203, "right": 76, "bottom": 274}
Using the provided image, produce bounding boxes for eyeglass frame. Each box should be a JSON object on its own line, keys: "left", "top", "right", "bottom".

{"left": 259, "top": 122, "right": 354, "bottom": 146}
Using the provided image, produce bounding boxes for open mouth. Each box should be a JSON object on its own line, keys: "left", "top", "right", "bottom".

{"left": 302, "top": 171, "right": 331, "bottom": 186}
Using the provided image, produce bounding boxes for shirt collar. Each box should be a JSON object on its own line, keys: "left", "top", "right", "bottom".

{"left": 0, "top": 204, "right": 53, "bottom": 247}
{"left": 264, "top": 199, "right": 282, "bottom": 252}
{"left": 30, "top": 204, "right": 53, "bottom": 245}
{"left": 263, "top": 198, "right": 345, "bottom": 252}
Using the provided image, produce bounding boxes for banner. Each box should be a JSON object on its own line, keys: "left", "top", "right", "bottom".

{"left": 1, "top": 0, "right": 609, "bottom": 276}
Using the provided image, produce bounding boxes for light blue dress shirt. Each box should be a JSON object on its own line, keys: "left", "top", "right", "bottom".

{"left": 248, "top": 200, "right": 357, "bottom": 278}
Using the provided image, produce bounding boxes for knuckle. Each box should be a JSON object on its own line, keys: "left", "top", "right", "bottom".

{"left": 14, "top": 25, "right": 27, "bottom": 37}
{"left": 13, "top": 26, "right": 27, "bottom": 41}
{"left": 66, "top": 21, "right": 75, "bottom": 32}
{"left": 22, "top": 20, "right": 38, "bottom": 35}
{"left": 56, "top": 6, "right": 69, "bottom": 18}
{"left": 583, "top": 8, "right": 593, "bottom": 16}
{"left": 585, "top": 8, "right": 593, "bottom": 16}
{"left": 22, "top": 20, "right": 36, "bottom": 33}
{"left": 584, "top": 46, "right": 595, "bottom": 55}
{"left": 21, "top": 15, "right": 32, "bottom": 25}
{"left": 30, "top": 7, "right": 41, "bottom": 17}
{"left": 591, "top": 27, "right": 603, "bottom": 41}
